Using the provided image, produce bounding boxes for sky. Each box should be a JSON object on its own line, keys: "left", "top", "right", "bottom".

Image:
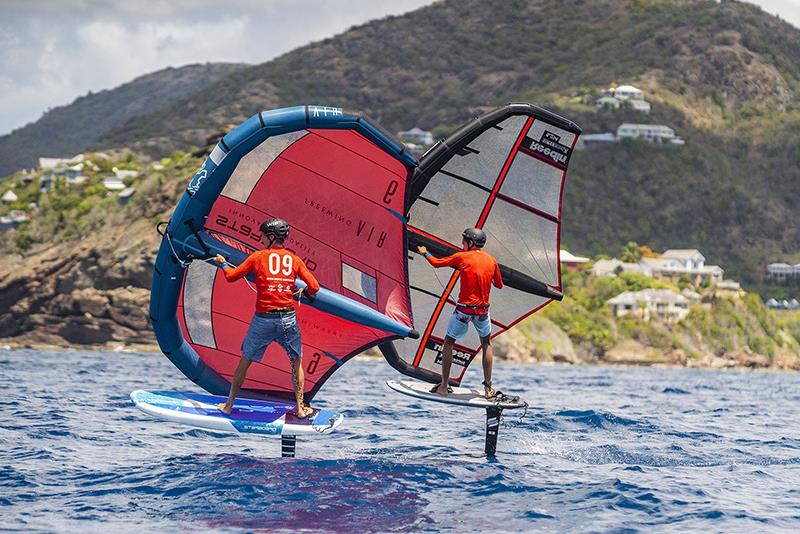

{"left": 0, "top": 0, "right": 798, "bottom": 136}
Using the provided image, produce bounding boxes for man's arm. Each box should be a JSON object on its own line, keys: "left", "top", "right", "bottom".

{"left": 416, "top": 246, "right": 461, "bottom": 268}
{"left": 214, "top": 253, "right": 254, "bottom": 282}
{"left": 492, "top": 260, "right": 504, "bottom": 289}
{"left": 296, "top": 258, "right": 320, "bottom": 296}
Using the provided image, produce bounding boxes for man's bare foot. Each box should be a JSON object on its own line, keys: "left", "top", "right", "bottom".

{"left": 294, "top": 405, "right": 314, "bottom": 419}
{"left": 484, "top": 386, "right": 496, "bottom": 399}
{"left": 429, "top": 384, "right": 450, "bottom": 396}
{"left": 217, "top": 402, "right": 232, "bottom": 415}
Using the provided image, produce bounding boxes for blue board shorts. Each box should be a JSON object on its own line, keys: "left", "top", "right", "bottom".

{"left": 446, "top": 309, "right": 492, "bottom": 340}
{"left": 241, "top": 312, "right": 302, "bottom": 362}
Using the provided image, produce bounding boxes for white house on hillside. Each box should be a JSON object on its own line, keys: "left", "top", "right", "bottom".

{"left": 592, "top": 249, "right": 723, "bottom": 286}
{"left": 38, "top": 154, "right": 84, "bottom": 170}
{"left": 2, "top": 190, "right": 18, "bottom": 203}
{"left": 640, "top": 251, "right": 723, "bottom": 285}
{"left": 579, "top": 122, "right": 682, "bottom": 149}
{"left": 39, "top": 157, "right": 70, "bottom": 170}
{"left": 103, "top": 177, "right": 126, "bottom": 191}
{"left": 767, "top": 263, "right": 800, "bottom": 280}
{"left": 661, "top": 248, "right": 725, "bottom": 284}
{"left": 596, "top": 85, "right": 651, "bottom": 114}
{"left": 607, "top": 288, "right": 691, "bottom": 322}
{"left": 611, "top": 85, "right": 644, "bottom": 100}
{"left": 662, "top": 249, "right": 705, "bottom": 270}
{"left": 398, "top": 127, "right": 433, "bottom": 146}
{"left": 617, "top": 123, "right": 681, "bottom": 143}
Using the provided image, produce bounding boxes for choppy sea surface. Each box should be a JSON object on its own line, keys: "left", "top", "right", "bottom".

{"left": 1, "top": 349, "right": 799, "bottom": 533}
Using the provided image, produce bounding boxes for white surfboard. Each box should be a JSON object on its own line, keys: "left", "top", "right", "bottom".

{"left": 130, "top": 390, "right": 344, "bottom": 436}
{"left": 386, "top": 380, "right": 527, "bottom": 410}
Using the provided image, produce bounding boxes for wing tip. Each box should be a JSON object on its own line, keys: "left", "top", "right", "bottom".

{"left": 548, "top": 288, "right": 564, "bottom": 301}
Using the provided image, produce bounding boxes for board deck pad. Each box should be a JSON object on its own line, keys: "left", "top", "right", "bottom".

{"left": 386, "top": 380, "right": 527, "bottom": 410}
{"left": 130, "top": 390, "right": 343, "bottom": 435}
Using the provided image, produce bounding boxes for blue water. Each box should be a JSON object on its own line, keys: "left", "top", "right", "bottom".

{"left": 1, "top": 349, "right": 799, "bottom": 533}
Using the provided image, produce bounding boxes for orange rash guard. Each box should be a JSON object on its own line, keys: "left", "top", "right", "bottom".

{"left": 426, "top": 249, "right": 503, "bottom": 311}
{"left": 222, "top": 248, "right": 320, "bottom": 313}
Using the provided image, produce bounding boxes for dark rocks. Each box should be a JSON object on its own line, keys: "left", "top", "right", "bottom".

{"left": 0, "top": 220, "right": 158, "bottom": 349}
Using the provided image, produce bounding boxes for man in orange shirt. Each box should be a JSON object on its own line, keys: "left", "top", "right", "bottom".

{"left": 213, "top": 218, "right": 320, "bottom": 418}
{"left": 417, "top": 227, "right": 503, "bottom": 398}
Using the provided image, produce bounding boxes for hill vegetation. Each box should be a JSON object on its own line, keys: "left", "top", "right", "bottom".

{"left": 0, "top": 147, "right": 797, "bottom": 369}
{"left": 0, "top": 151, "right": 196, "bottom": 346}
{"left": 505, "top": 266, "right": 800, "bottom": 369}
{"left": 99, "top": 0, "right": 800, "bottom": 146}
{"left": 0, "top": 63, "right": 247, "bottom": 177}
{"left": 92, "top": 0, "right": 800, "bottom": 288}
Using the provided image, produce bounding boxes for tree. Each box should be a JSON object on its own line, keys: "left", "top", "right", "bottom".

{"left": 619, "top": 241, "right": 642, "bottom": 263}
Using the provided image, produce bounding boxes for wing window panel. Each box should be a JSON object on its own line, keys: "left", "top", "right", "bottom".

{"left": 183, "top": 261, "right": 217, "bottom": 348}
{"left": 482, "top": 200, "right": 559, "bottom": 287}
{"left": 499, "top": 151, "right": 564, "bottom": 218}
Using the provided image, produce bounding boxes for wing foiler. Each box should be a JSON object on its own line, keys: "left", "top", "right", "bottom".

{"left": 149, "top": 105, "right": 419, "bottom": 403}
{"left": 380, "top": 103, "right": 582, "bottom": 386}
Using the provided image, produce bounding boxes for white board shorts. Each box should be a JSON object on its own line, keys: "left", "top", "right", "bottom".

{"left": 446, "top": 309, "right": 491, "bottom": 340}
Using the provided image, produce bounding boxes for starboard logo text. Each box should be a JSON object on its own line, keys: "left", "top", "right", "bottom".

{"left": 522, "top": 130, "right": 572, "bottom": 168}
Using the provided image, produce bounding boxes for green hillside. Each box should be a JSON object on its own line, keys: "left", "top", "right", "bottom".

{"left": 564, "top": 106, "right": 800, "bottom": 287}
{"left": 0, "top": 62, "right": 247, "bottom": 177}
{"left": 100, "top": 0, "right": 800, "bottom": 140}
{"left": 91, "top": 0, "right": 799, "bottom": 287}
{"left": 529, "top": 267, "right": 800, "bottom": 368}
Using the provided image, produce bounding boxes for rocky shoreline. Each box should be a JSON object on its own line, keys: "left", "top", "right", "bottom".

{"left": 1, "top": 199, "right": 797, "bottom": 372}
{"left": 491, "top": 317, "right": 800, "bottom": 371}
{"left": 0, "top": 219, "right": 158, "bottom": 349}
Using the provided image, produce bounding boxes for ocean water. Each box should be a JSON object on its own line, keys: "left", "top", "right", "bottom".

{"left": 1, "top": 349, "right": 799, "bottom": 533}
